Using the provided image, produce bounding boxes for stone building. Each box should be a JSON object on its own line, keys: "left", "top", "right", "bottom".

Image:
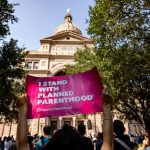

{"left": 24, "top": 10, "right": 102, "bottom": 136}
{"left": 0, "top": 11, "right": 143, "bottom": 138}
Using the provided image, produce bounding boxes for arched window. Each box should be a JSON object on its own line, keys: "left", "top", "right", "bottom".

{"left": 54, "top": 70, "right": 66, "bottom": 76}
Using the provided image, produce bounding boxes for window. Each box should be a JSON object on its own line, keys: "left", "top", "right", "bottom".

{"left": 33, "top": 62, "right": 39, "bottom": 69}
{"left": 51, "top": 121, "right": 57, "bottom": 130}
{"left": 26, "top": 61, "right": 39, "bottom": 70}
{"left": 77, "top": 121, "right": 84, "bottom": 126}
{"left": 64, "top": 121, "right": 71, "bottom": 126}
{"left": 27, "top": 62, "right": 32, "bottom": 69}
{"left": 66, "top": 36, "right": 70, "bottom": 40}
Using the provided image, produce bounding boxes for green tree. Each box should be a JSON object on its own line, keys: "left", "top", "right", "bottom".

{"left": 0, "top": 0, "right": 27, "bottom": 122}
{"left": 66, "top": 0, "right": 150, "bottom": 137}
{"left": 0, "top": 0, "right": 18, "bottom": 38}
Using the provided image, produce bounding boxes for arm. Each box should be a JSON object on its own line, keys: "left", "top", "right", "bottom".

{"left": 16, "top": 94, "right": 30, "bottom": 150}
{"left": 101, "top": 94, "right": 113, "bottom": 150}
{"left": 139, "top": 140, "right": 146, "bottom": 150}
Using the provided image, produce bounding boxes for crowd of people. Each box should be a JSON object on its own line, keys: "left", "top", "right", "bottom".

{"left": 0, "top": 136, "right": 17, "bottom": 150}
{"left": 0, "top": 128, "right": 149, "bottom": 150}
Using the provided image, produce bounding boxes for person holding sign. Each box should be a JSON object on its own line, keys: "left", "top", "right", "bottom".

{"left": 16, "top": 93, "right": 113, "bottom": 150}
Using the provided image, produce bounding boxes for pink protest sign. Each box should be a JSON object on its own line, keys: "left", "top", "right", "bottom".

{"left": 25, "top": 67, "right": 103, "bottom": 119}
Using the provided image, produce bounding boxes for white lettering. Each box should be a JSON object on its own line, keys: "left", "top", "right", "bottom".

{"left": 58, "top": 98, "right": 64, "bottom": 103}
{"left": 48, "top": 99, "right": 53, "bottom": 104}
{"left": 68, "top": 97, "right": 75, "bottom": 102}
{"left": 69, "top": 91, "right": 74, "bottom": 96}
{"left": 47, "top": 92, "right": 53, "bottom": 97}
{"left": 37, "top": 100, "right": 42, "bottom": 105}
{"left": 87, "top": 95, "right": 93, "bottom": 100}
{"left": 51, "top": 81, "right": 57, "bottom": 85}
{"left": 54, "top": 98, "right": 58, "bottom": 104}
{"left": 38, "top": 82, "right": 41, "bottom": 86}
{"left": 81, "top": 96, "right": 87, "bottom": 101}
{"left": 75, "top": 96, "right": 80, "bottom": 101}
{"left": 53, "top": 86, "right": 59, "bottom": 91}
{"left": 39, "top": 80, "right": 67, "bottom": 86}
{"left": 37, "top": 95, "right": 94, "bottom": 105}
{"left": 38, "top": 93, "right": 43, "bottom": 98}
{"left": 39, "top": 87, "right": 46, "bottom": 92}
{"left": 42, "top": 99, "right": 48, "bottom": 104}
{"left": 43, "top": 82, "right": 47, "bottom": 86}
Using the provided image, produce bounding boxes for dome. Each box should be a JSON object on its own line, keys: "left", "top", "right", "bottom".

{"left": 55, "top": 10, "right": 82, "bottom": 35}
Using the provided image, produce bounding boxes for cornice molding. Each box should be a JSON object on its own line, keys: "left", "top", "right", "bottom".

{"left": 25, "top": 54, "right": 74, "bottom": 59}
{"left": 26, "top": 70, "right": 50, "bottom": 74}
{"left": 40, "top": 31, "right": 92, "bottom": 44}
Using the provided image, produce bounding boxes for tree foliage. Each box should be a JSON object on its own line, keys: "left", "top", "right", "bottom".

{"left": 66, "top": 0, "right": 150, "bottom": 135}
{"left": 0, "top": 0, "right": 27, "bottom": 122}
{"left": 0, "top": 0, "right": 18, "bottom": 38}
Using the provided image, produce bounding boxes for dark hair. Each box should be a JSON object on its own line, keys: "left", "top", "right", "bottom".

{"left": 113, "top": 120, "right": 125, "bottom": 135}
{"left": 77, "top": 124, "right": 86, "bottom": 136}
{"left": 97, "top": 132, "right": 103, "bottom": 140}
{"left": 43, "top": 126, "right": 51, "bottom": 135}
{"left": 124, "top": 134, "right": 130, "bottom": 141}
{"left": 46, "top": 124, "right": 84, "bottom": 150}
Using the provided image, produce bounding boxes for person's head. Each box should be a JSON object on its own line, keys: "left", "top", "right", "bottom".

{"left": 46, "top": 124, "right": 84, "bottom": 150}
{"left": 124, "top": 134, "right": 130, "bottom": 141}
{"left": 77, "top": 123, "right": 86, "bottom": 136}
{"left": 7, "top": 136, "right": 11, "bottom": 142}
{"left": 113, "top": 120, "right": 125, "bottom": 136}
{"left": 43, "top": 126, "right": 51, "bottom": 136}
{"left": 28, "top": 135, "right": 33, "bottom": 145}
{"left": 97, "top": 132, "right": 103, "bottom": 140}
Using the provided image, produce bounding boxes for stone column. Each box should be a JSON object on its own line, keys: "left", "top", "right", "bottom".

{"left": 1, "top": 123, "right": 6, "bottom": 137}
{"left": 45, "top": 117, "right": 51, "bottom": 126}
{"left": 94, "top": 114, "right": 97, "bottom": 134}
{"left": 59, "top": 117, "right": 62, "bottom": 129}
{"left": 37, "top": 118, "right": 40, "bottom": 134}
{"left": 39, "top": 124, "right": 43, "bottom": 136}
{"left": 30, "top": 121, "right": 33, "bottom": 135}
{"left": 9, "top": 122, "right": 13, "bottom": 136}
{"left": 73, "top": 117, "right": 76, "bottom": 128}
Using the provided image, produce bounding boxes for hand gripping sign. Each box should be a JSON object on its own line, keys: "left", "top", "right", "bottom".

{"left": 25, "top": 67, "right": 103, "bottom": 119}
